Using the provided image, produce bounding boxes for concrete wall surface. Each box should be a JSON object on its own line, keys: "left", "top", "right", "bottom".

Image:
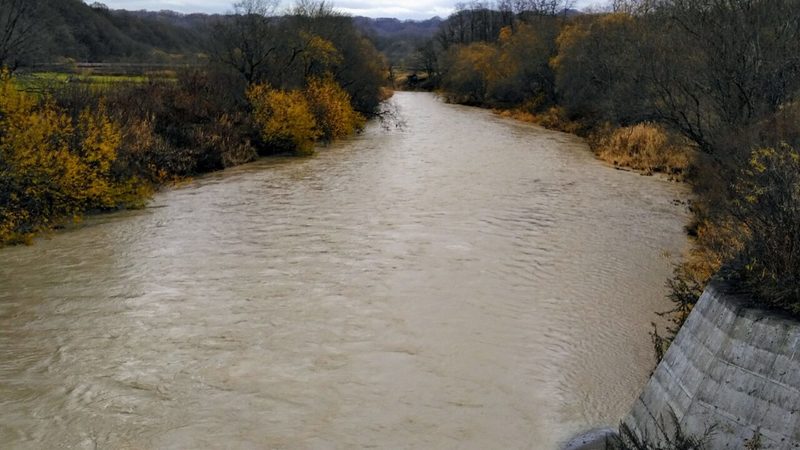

{"left": 624, "top": 282, "right": 800, "bottom": 449}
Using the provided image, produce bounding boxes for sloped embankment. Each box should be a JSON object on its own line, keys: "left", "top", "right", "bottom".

{"left": 625, "top": 283, "right": 800, "bottom": 448}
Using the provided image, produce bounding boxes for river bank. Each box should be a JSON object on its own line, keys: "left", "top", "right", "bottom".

{"left": 492, "top": 107, "right": 693, "bottom": 181}
{"left": 0, "top": 70, "right": 382, "bottom": 246}
{"left": 625, "top": 282, "right": 800, "bottom": 449}
{"left": 566, "top": 282, "right": 800, "bottom": 449}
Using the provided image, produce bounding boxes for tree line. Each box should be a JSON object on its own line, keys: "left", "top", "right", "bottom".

{"left": 0, "top": 0, "right": 388, "bottom": 244}
{"left": 416, "top": 0, "right": 800, "bottom": 320}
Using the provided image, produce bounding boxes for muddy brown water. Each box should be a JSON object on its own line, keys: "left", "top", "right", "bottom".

{"left": 0, "top": 92, "right": 688, "bottom": 449}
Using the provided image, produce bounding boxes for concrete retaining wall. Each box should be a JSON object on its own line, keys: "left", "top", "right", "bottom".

{"left": 624, "top": 283, "right": 800, "bottom": 449}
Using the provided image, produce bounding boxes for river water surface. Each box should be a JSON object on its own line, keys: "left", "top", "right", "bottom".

{"left": 0, "top": 92, "right": 688, "bottom": 449}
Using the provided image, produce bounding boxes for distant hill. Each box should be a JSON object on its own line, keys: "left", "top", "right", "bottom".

{"left": 353, "top": 17, "right": 443, "bottom": 67}
{"left": 352, "top": 17, "right": 443, "bottom": 38}
{"left": 20, "top": 1, "right": 441, "bottom": 67}
{"left": 23, "top": 0, "right": 215, "bottom": 64}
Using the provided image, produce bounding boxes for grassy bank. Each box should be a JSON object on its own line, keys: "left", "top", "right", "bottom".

{"left": 495, "top": 108, "right": 693, "bottom": 180}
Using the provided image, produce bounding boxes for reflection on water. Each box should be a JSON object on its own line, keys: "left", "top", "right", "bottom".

{"left": 0, "top": 92, "right": 687, "bottom": 449}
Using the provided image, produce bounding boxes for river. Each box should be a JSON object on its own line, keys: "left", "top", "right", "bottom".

{"left": 0, "top": 92, "right": 688, "bottom": 449}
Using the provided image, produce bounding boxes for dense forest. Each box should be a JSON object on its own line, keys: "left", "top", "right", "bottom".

{"left": 0, "top": 0, "right": 388, "bottom": 244}
{"left": 414, "top": 0, "right": 800, "bottom": 330}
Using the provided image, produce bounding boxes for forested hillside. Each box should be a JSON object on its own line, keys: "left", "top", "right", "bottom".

{"left": 1, "top": 0, "right": 440, "bottom": 68}
{"left": 2, "top": 0, "right": 215, "bottom": 66}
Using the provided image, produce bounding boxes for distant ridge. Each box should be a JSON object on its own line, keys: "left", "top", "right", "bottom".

{"left": 352, "top": 17, "right": 443, "bottom": 39}
{"left": 23, "top": 0, "right": 215, "bottom": 63}
{"left": 23, "top": 0, "right": 437, "bottom": 64}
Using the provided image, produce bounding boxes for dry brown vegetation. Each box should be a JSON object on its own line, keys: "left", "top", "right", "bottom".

{"left": 590, "top": 124, "right": 691, "bottom": 178}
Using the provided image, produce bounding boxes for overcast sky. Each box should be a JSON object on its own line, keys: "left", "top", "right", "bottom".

{"left": 96, "top": 0, "right": 598, "bottom": 20}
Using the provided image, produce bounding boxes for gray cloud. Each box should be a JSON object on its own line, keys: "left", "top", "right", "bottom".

{"left": 96, "top": 0, "right": 237, "bottom": 14}
{"left": 329, "top": 0, "right": 454, "bottom": 19}
{"left": 97, "top": 0, "right": 594, "bottom": 19}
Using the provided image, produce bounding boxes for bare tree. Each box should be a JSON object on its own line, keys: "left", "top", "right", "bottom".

{"left": 0, "top": 0, "right": 39, "bottom": 70}
{"left": 414, "top": 40, "right": 440, "bottom": 79}
{"left": 513, "top": 0, "right": 575, "bottom": 17}
{"left": 645, "top": 0, "right": 800, "bottom": 154}
{"left": 611, "top": 0, "right": 659, "bottom": 14}
{"left": 290, "top": 0, "right": 339, "bottom": 18}
{"left": 214, "top": 0, "right": 280, "bottom": 84}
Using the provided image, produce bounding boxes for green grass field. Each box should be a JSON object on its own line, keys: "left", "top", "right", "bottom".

{"left": 15, "top": 71, "right": 175, "bottom": 92}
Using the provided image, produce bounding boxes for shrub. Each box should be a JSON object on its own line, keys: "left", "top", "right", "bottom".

{"left": 305, "top": 76, "right": 365, "bottom": 141}
{"left": 0, "top": 72, "right": 138, "bottom": 244}
{"left": 534, "top": 106, "right": 582, "bottom": 135}
{"left": 660, "top": 214, "right": 744, "bottom": 355}
{"left": 72, "top": 104, "right": 123, "bottom": 206}
{"left": 609, "top": 421, "right": 711, "bottom": 450}
{"left": 723, "top": 145, "right": 800, "bottom": 313}
{"left": 101, "top": 69, "right": 259, "bottom": 178}
{"left": 248, "top": 84, "right": 319, "bottom": 156}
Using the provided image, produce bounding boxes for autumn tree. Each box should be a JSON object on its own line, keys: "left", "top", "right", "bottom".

{"left": 552, "top": 13, "right": 651, "bottom": 125}
{"left": 491, "top": 23, "right": 557, "bottom": 107}
{"left": 282, "top": 3, "right": 387, "bottom": 115}
{"left": 440, "top": 42, "right": 497, "bottom": 104}
{"left": 646, "top": 0, "right": 800, "bottom": 155}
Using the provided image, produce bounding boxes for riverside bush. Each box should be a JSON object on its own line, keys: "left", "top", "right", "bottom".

{"left": 0, "top": 72, "right": 144, "bottom": 244}
{"left": 305, "top": 76, "right": 365, "bottom": 142}
{"left": 83, "top": 69, "right": 262, "bottom": 181}
{"left": 248, "top": 84, "right": 320, "bottom": 156}
{"left": 723, "top": 146, "right": 800, "bottom": 313}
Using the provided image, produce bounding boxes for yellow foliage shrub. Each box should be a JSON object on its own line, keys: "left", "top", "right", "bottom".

{"left": 248, "top": 84, "right": 319, "bottom": 156}
{"left": 74, "top": 104, "right": 123, "bottom": 207}
{"left": 305, "top": 76, "right": 365, "bottom": 141}
{"left": 0, "top": 72, "right": 133, "bottom": 244}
